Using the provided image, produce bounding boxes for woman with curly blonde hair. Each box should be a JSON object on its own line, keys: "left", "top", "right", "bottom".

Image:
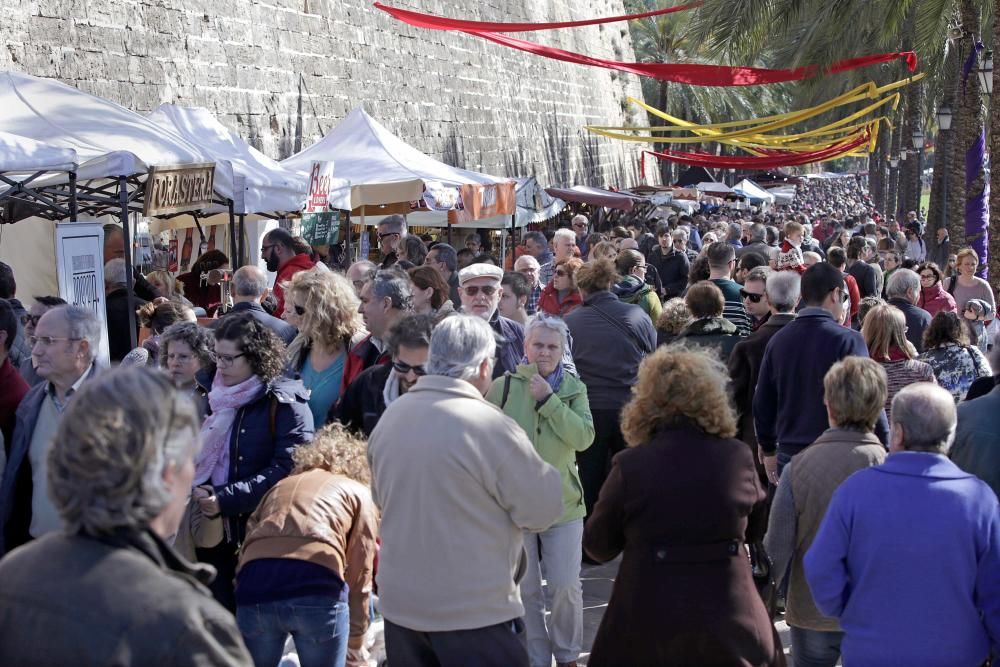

{"left": 583, "top": 347, "right": 782, "bottom": 667}
{"left": 284, "top": 267, "right": 363, "bottom": 427}
{"left": 236, "top": 423, "right": 378, "bottom": 667}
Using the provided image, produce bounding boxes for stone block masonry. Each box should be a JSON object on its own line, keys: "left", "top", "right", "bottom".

{"left": 1, "top": 0, "right": 656, "bottom": 188}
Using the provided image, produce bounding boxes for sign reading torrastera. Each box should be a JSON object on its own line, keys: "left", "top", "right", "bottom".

{"left": 143, "top": 163, "right": 216, "bottom": 217}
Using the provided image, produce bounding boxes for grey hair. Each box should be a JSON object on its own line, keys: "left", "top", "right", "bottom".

{"left": 464, "top": 232, "right": 482, "bottom": 245}
{"left": 524, "top": 314, "right": 569, "bottom": 352}
{"left": 47, "top": 367, "right": 200, "bottom": 537}
{"left": 158, "top": 321, "right": 216, "bottom": 369}
{"left": 745, "top": 266, "right": 772, "bottom": 285}
{"left": 553, "top": 228, "right": 576, "bottom": 244}
{"left": 671, "top": 228, "right": 687, "bottom": 241}
{"left": 426, "top": 314, "right": 496, "bottom": 381}
{"left": 891, "top": 382, "right": 957, "bottom": 454}
{"left": 765, "top": 271, "right": 801, "bottom": 313}
{"left": 886, "top": 268, "right": 920, "bottom": 299}
{"left": 430, "top": 243, "right": 458, "bottom": 272}
{"left": 233, "top": 265, "right": 268, "bottom": 297}
{"left": 104, "top": 258, "right": 127, "bottom": 287}
{"left": 378, "top": 214, "right": 407, "bottom": 237}
{"left": 514, "top": 254, "right": 540, "bottom": 269}
{"left": 59, "top": 305, "right": 101, "bottom": 362}
{"left": 749, "top": 223, "right": 766, "bottom": 243}
{"left": 371, "top": 269, "right": 414, "bottom": 311}
{"left": 571, "top": 214, "right": 589, "bottom": 227}
{"left": 348, "top": 260, "right": 377, "bottom": 281}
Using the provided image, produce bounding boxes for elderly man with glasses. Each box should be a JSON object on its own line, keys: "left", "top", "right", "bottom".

{"left": 376, "top": 214, "right": 407, "bottom": 269}
{"left": 514, "top": 254, "right": 543, "bottom": 315}
{"left": 459, "top": 263, "right": 525, "bottom": 379}
{"left": 0, "top": 305, "right": 102, "bottom": 556}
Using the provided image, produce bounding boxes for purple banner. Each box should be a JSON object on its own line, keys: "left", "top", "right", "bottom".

{"left": 964, "top": 129, "right": 989, "bottom": 279}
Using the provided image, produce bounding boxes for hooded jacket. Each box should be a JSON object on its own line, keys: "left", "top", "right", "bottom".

{"left": 612, "top": 275, "right": 662, "bottom": 324}
{"left": 919, "top": 282, "right": 958, "bottom": 319}
{"left": 272, "top": 253, "right": 316, "bottom": 315}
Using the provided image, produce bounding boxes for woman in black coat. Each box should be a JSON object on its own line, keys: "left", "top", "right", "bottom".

{"left": 675, "top": 281, "right": 744, "bottom": 363}
{"left": 192, "top": 314, "right": 314, "bottom": 610}
{"left": 584, "top": 346, "right": 783, "bottom": 666}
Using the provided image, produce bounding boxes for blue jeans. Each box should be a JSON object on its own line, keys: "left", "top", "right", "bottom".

{"left": 789, "top": 625, "right": 843, "bottom": 667}
{"left": 237, "top": 595, "right": 349, "bottom": 667}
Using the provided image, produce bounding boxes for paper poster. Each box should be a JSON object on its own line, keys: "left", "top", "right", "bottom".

{"left": 54, "top": 222, "right": 110, "bottom": 367}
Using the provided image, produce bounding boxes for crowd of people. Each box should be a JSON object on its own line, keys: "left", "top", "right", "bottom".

{"left": 0, "top": 176, "right": 998, "bottom": 667}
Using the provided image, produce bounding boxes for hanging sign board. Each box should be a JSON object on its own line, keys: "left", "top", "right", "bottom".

{"left": 301, "top": 211, "right": 342, "bottom": 246}
{"left": 54, "top": 222, "right": 110, "bottom": 367}
{"left": 143, "top": 162, "right": 216, "bottom": 217}
{"left": 305, "top": 161, "right": 336, "bottom": 214}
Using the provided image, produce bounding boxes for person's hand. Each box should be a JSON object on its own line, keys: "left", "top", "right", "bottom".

{"left": 345, "top": 645, "right": 369, "bottom": 667}
{"left": 196, "top": 490, "right": 220, "bottom": 517}
{"left": 760, "top": 449, "right": 779, "bottom": 485}
{"left": 528, "top": 374, "right": 553, "bottom": 402}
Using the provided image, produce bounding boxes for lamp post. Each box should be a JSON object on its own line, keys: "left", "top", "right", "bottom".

{"left": 978, "top": 50, "right": 994, "bottom": 97}
{"left": 937, "top": 106, "right": 953, "bottom": 232}
{"left": 912, "top": 129, "right": 925, "bottom": 216}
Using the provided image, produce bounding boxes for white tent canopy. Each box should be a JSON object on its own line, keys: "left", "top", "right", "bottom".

{"left": 147, "top": 104, "right": 326, "bottom": 216}
{"left": 733, "top": 179, "right": 775, "bottom": 204}
{"left": 0, "top": 72, "right": 233, "bottom": 200}
{"left": 282, "top": 107, "right": 511, "bottom": 214}
{"left": 696, "top": 181, "right": 734, "bottom": 195}
{"left": 0, "top": 131, "right": 77, "bottom": 174}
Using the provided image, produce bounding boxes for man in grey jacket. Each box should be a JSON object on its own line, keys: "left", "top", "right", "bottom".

{"left": 368, "top": 315, "right": 563, "bottom": 667}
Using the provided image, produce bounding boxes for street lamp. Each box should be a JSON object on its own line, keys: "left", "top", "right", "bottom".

{"left": 978, "top": 50, "right": 994, "bottom": 95}
{"left": 900, "top": 151, "right": 908, "bottom": 161}
{"left": 936, "top": 106, "right": 952, "bottom": 130}
{"left": 912, "top": 129, "right": 925, "bottom": 149}
{"left": 889, "top": 156, "right": 900, "bottom": 168}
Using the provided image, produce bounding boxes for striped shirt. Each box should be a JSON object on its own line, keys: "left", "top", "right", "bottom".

{"left": 711, "top": 278, "right": 752, "bottom": 337}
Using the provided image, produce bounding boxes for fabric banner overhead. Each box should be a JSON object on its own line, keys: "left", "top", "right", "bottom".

{"left": 377, "top": 4, "right": 918, "bottom": 86}
{"left": 644, "top": 131, "right": 871, "bottom": 169}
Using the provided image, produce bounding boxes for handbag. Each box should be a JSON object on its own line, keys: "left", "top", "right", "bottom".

{"left": 748, "top": 541, "right": 779, "bottom": 620}
{"left": 172, "top": 485, "right": 224, "bottom": 561}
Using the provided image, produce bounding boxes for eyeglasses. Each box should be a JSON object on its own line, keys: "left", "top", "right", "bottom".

{"left": 29, "top": 335, "right": 80, "bottom": 348}
{"left": 216, "top": 352, "right": 245, "bottom": 367}
{"left": 919, "top": 273, "right": 935, "bottom": 281}
{"left": 260, "top": 243, "right": 276, "bottom": 254}
{"left": 20, "top": 314, "right": 41, "bottom": 328}
{"left": 462, "top": 285, "right": 498, "bottom": 297}
{"left": 378, "top": 232, "right": 400, "bottom": 241}
{"left": 554, "top": 269, "right": 569, "bottom": 277}
{"left": 392, "top": 360, "right": 427, "bottom": 376}
{"left": 294, "top": 304, "right": 306, "bottom": 316}
{"left": 572, "top": 223, "right": 587, "bottom": 229}
{"left": 739, "top": 289, "right": 764, "bottom": 304}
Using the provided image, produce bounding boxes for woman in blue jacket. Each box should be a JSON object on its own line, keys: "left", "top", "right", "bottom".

{"left": 193, "top": 314, "right": 314, "bottom": 610}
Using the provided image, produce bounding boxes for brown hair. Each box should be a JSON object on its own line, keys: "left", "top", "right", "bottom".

{"left": 862, "top": 304, "right": 914, "bottom": 361}
{"left": 923, "top": 310, "right": 970, "bottom": 349}
{"left": 684, "top": 281, "right": 725, "bottom": 319}
{"left": 574, "top": 259, "right": 617, "bottom": 293}
{"left": 656, "top": 298, "right": 692, "bottom": 335}
{"left": 555, "top": 257, "right": 584, "bottom": 288}
{"left": 292, "top": 423, "right": 371, "bottom": 485}
{"left": 823, "top": 357, "right": 888, "bottom": 431}
{"left": 408, "top": 265, "right": 449, "bottom": 310}
{"left": 621, "top": 346, "right": 737, "bottom": 444}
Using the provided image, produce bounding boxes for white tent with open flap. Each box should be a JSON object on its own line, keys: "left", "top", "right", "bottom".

{"left": 733, "top": 179, "right": 775, "bottom": 205}
{"left": 0, "top": 131, "right": 77, "bottom": 174}
{"left": 281, "top": 107, "right": 516, "bottom": 229}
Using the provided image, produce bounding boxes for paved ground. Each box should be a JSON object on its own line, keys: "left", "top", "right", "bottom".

{"left": 577, "top": 558, "right": 794, "bottom": 665}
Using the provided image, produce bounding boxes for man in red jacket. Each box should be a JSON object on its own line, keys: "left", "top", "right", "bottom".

{"left": 261, "top": 228, "right": 315, "bottom": 315}
{"left": 0, "top": 300, "right": 28, "bottom": 449}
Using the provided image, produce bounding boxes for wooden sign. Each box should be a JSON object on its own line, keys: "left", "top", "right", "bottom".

{"left": 143, "top": 162, "right": 216, "bottom": 217}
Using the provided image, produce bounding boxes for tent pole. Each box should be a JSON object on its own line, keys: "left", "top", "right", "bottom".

{"left": 238, "top": 214, "right": 246, "bottom": 268}
{"left": 68, "top": 171, "right": 78, "bottom": 222}
{"left": 344, "top": 211, "right": 352, "bottom": 269}
{"left": 510, "top": 213, "right": 516, "bottom": 268}
{"left": 119, "top": 175, "right": 139, "bottom": 351}
{"left": 359, "top": 206, "right": 365, "bottom": 262}
{"left": 227, "top": 200, "right": 238, "bottom": 267}
{"left": 447, "top": 222, "right": 452, "bottom": 246}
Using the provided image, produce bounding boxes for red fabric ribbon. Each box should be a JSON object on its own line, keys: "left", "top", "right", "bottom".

{"left": 374, "top": 1, "right": 702, "bottom": 32}
{"left": 644, "top": 132, "right": 871, "bottom": 168}
{"left": 376, "top": 3, "right": 918, "bottom": 86}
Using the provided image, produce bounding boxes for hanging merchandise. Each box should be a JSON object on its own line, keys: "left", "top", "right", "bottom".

{"left": 376, "top": 3, "right": 917, "bottom": 86}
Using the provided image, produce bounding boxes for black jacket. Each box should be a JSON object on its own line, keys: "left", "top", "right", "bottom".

{"left": 332, "top": 362, "right": 391, "bottom": 436}
{"left": 676, "top": 317, "right": 742, "bottom": 363}
{"left": 106, "top": 288, "right": 148, "bottom": 362}
{"left": 212, "top": 301, "right": 297, "bottom": 346}
{"left": 888, "top": 297, "right": 932, "bottom": 353}
{"left": 648, "top": 246, "right": 690, "bottom": 299}
{"left": 728, "top": 313, "right": 795, "bottom": 448}
{"left": 847, "top": 260, "right": 878, "bottom": 299}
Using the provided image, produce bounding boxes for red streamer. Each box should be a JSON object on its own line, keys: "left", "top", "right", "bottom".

{"left": 644, "top": 132, "right": 871, "bottom": 169}
{"left": 376, "top": 3, "right": 918, "bottom": 86}
{"left": 373, "top": 1, "right": 701, "bottom": 32}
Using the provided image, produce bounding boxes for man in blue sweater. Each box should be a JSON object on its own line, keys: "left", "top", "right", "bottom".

{"left": 753, "top": 262, "right": 888, "bottom": 482}
{"left": 805, "top": 383, "right": 1000, "bottom": 667}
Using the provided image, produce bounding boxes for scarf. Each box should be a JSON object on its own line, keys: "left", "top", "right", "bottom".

{"left": 872, "top": 346, "right": 909, "bottom": 363}
{"left": 521, "top": 356, "right": 565, "bottom": 393}
{"left": 382, "top": 368, "right": 404, "bottom": 406}
{"left": 195, "top": 372, "right": 265, "bottom": 486}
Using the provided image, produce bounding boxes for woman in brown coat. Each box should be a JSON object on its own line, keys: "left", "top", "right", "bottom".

{"left": 583, "top": 347, "right": 784, "bottom": 666}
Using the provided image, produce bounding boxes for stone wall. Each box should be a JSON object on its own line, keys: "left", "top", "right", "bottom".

{"left": 1, "top": 0, "right": 653, "bottom": 187}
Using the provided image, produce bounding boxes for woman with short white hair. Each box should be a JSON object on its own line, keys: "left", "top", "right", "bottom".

{"left": 486, "top": 315, "right": 595, "bottom": 667}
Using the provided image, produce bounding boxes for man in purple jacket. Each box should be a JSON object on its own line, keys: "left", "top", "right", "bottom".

{"left": 805, "top": 382, "right": 1000, "bottom": 667}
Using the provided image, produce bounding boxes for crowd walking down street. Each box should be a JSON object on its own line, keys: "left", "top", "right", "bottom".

{"left": 0, "top": 174, "right": 998, "bottom": 667}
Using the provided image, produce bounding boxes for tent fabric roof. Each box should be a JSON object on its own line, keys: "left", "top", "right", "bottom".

{"left": 696, "top": 181, "right": 733, "bottom": 194}
{"left": 147, "top": 104, "right": 328, "bottom": 215}
{"left": 674, "top": 166, "right": 716, "bottom": 187}
{"left": 0, "top": 72, "right": 233, "bottom": 199}
{"left": 281, "top": 107, "right": 510, "bottom": 210}
{"left": 0, "top": 131, "right": 77, "bottom": 174}
{"left": 733, "top": 179, "right": 774, "bottom": 203}
{"left": 543, "top": 185, "right": 643, "bottom": 211}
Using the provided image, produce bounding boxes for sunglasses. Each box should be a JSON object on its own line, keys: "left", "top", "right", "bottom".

{"left": 572, "top": 223, "right": 587, "bottom": 228}
{"left": 378, "top": 232, "right": 400, "bottom": 241}
{"left": 739, "top": 289, "right": 764, "bottom": 304}
{"left": 20, "top": 314, "right": 41, "bottom": 328}
{"left": 294, "top": 304, "right": 306, "bottom": 316}
{"left": 392, "top": 360, "right": 427, "bottom": 376}
{"left": 555, "top": 269, "right": 569, "bottom": 277}
{"left": 462, "top": 285, "right": 497, "bottom": 297}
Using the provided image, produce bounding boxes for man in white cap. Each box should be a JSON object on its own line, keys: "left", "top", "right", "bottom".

{"left": 459, "top": 263, "right": 524, "bottom": 379}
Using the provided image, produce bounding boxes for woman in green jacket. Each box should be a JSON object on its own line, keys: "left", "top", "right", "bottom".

{"left": 612, "top": 248, "right": 663, "bottom": 325}
{"left": 486, "top": 314, "right": 595, "bottom": 667}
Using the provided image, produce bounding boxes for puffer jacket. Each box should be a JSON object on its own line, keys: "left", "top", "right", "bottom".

{"left": 197, "top": 370, "right": 315, "bottom": 543}
{"left": 538, "top": 282, "right": 583, "bottom": 317}
{"left": 486, "top": 364, "right": 595, "bottom": 524}
{"left": 677, "top": 317, "right": 742, "bottom": 362}
{"left": 919, "top": 282, "right": 958, "bottom": 318}
{"left": 612, "top": 275, "right": 662, "bottom": 324}
{"left": 239, "top": 469, "right": 379, "bottom": 651}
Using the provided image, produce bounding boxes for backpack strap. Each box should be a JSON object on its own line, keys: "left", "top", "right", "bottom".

{"left": 500, "top": 374, "right": 513, "bottom": 409}
{"left": 269, "top": 396, "right": 279, "bottom": 437}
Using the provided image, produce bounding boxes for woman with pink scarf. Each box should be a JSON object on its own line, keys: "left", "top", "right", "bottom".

{"left": 192, "top": 314, "right": 314, "bottom": 610}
